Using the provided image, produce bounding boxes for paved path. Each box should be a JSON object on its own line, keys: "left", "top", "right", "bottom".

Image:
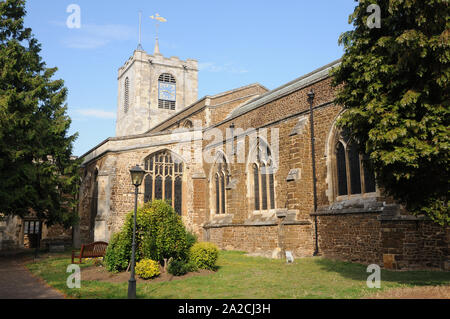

{"left": 0, "top": 255, "right": 64, "bottom": 299}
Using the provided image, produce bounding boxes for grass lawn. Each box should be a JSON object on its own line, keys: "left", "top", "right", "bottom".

{"left": 26, "top": 250, "right": 450, "bottom": 299}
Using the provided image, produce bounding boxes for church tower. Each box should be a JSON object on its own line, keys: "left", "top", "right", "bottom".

{"left": 115, "top": 41, "right": 198, "bottom": 137}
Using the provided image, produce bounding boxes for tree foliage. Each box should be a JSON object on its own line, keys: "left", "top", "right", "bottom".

{"left": 332, "top": 0, "right": 449, "bottom": 225}
{"left": 0, "top": 0, "right": 80, "bottom": 227}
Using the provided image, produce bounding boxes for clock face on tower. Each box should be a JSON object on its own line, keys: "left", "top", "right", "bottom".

{"left": 158, "top": 82, "right": 176, "bottom": 101}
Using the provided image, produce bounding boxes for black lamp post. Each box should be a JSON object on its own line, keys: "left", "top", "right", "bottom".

{"left": 128, "top": 164, "right": 145, "bottom": 299}
{"left": 307, "top": 89, "right": 319, "bottom": 256}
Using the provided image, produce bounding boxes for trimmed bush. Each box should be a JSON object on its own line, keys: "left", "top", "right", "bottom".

{"left": 168, "top": 259, "right": 189, "bottom": 276}
{"left": 104, "top": 231, "right": 131, "bottom": 272}
{"left": 168, "top": 259, "right": 198, "bottom": 276}
{"left": 141, "top": 200, "right": 188, "bottom": 263}
{"left": 135, "top": 259, "right": 160, "bottom": 279}
{"left": 104, "top": 200, "right": 190, "bottom": 272}
{"left": 189, "top": 242, "right": 219, "bottom": 270}
{"left": 186, "top": 231, "right": 198, "bottom": 249}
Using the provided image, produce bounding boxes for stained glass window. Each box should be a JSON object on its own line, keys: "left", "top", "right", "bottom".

{"left": 363, "top": 156, "right": 376, "bottom": 193}
{"left": 174, "top": 176, "right": 182, "bottom": 215}
{"left": 215, "top": 174, "right": 220, "bottom": 214}
{"left": 213, "top": 153, "right": 228, "bottom": 214}
{"left": 335, "top": 131, "right": 377, "bottom": 198}
{"left": 252, "top": 138, "right": 276, "bottom": 212}
{"left": 261, "top": 164, "right": 268, "bottom": 210}
{"left": 144, "top": 174, "right": 153, "bottom": 202}
{"left": 253, "top": 164, "right": 260, "bottom": 211}
{"left": 144, "top": 150, "right": 183, "bottom": 214}
{"left": 165, "top": 176, "right": 172, "bottom": 203}
{"left": 348, "top": 144, "right": 362, "bottom": 195}
{"left": 336, "top": 142, "right": 348, "bottom": 196}
{"left": 220, "top": 173, "right": 226, "bottom": 214}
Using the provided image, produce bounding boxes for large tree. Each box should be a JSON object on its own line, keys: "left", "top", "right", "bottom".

{"left": 0, "top": 0, "right": 80, "bottom": 227}
{"left": 332, "top": 0, "right": 449, "bottom": 225}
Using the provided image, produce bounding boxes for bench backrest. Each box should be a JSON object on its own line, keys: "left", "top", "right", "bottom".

{"left": 80, "top": 241, "right": 108, "bottom": 257}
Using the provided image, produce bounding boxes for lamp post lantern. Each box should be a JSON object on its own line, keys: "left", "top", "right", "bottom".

{"left": 128, "top": 164, "right": 145, "bottom": 299}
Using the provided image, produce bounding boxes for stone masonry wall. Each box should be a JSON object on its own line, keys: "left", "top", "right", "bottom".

{"left": 207, "top": 223, "right": 314, "bottom": 258}
{"left": 316, "top": 212, "right": 449, "bottom": 270}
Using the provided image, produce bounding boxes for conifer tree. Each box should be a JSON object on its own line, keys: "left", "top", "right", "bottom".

{"left": 0, "top": 0, "right": 80, "bottom": 227}
{"left": 332, "top": 0, "right": 449, "bottom": 225}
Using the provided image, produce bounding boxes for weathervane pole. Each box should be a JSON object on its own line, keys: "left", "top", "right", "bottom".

{"left": 137, "top": 11, "right": 143, "bottom": 51}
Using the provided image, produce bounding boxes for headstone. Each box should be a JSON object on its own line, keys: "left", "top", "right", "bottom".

{"left": 271, "top": 247, "right": 282, "bottom": 259}
{"left": 286, "top": 251, "right": 294, "bottom": 263}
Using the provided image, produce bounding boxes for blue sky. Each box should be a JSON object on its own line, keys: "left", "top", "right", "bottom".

{"left": 24, "top": 0, "right": 357, "bottom": 156}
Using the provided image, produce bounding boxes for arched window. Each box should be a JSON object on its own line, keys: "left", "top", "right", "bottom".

{"left": 182, "top": 119, "right": 193, "bottom": 129}
{"left": 144, "top": 150, "right": 183, "bottom": 215}
{"left": 124, "top": 77, "right": 129, "bottom": 113}
{"left": 213, "top": 153, "right": 228, "bottom": 214}
{"left": 158, "top": 73, "right": 176, "bottom": 110}
{"left": 334, "top": 130, "right": 376, "bottom": 197}
{"left": 252, "top": 138, "right": 275, "bottom": 211}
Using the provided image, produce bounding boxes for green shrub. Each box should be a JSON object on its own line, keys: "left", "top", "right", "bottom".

{"left": 189, "top": 242, "right": 219, "bottom": 270}
{"left": 135, "top": 259, "right": 160, "bottom": 279}
{"left": 168, "top": 259, "right": 189, "bottom": 276}
{"left": 139, "top": 200, "right": 188, "bottom": 263}
{"left": 186, "top": 231, "right": 198, "bottom": 249}
{"left": 185, "top": 260, "right": 199, "bottom": 272}
{"left": 104, "top": 231, "right": 131, "bottom": 272}
{"left": 104, "top": 200, "right": 190, "bottom": 272}
{"left": 168, "top": 258, "right": 199, "bottom": 276}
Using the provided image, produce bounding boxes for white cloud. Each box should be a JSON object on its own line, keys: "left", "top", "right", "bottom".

{"left": 199, "top": 62, "right": 248, "bottom": 74}
{"left": 63, "top": 37, "right": 110, "bottom": 49}
{"left": 75, "top": 108, "right": 116, "bottom": 119}
{"left": 53, "top": 21, "right": 135, "bottom": 49}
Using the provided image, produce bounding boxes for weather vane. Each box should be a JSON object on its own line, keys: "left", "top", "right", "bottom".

{"left": 150, "top": 13, "right": 167, "bottom": 40}
{"left": 150, "top": 13, "right": 167, "bottom": 55}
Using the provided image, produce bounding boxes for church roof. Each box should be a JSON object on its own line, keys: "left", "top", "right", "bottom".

{"left": 227, "top": 59, "right": 341, "bottom": 119}
{"left": 146, "top": 83, "right": 268, "bottom": 133}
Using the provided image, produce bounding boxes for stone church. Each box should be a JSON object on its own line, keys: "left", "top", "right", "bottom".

{"left": 73, "top": 41, "right": 449, "bottom": 270}
{"left": 2, "top": 38, "right": 447, "bottom": 270}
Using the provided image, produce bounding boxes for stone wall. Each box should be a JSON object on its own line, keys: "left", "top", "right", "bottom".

{"left": 0, "top": 214, "right": 72, "bottom": 251}
{"left": 205, "top": 222, "right": 314, "bottom": 258}
{"left": 315, "top": 210, "right": 449, "bottom": 270}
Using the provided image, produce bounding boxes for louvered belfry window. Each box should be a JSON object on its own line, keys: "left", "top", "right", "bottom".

{"left": 144, "top": 150, "right": 183, "bottom": 215}
{"left": 158, "top": 73, "right": 176, "bottom": 110}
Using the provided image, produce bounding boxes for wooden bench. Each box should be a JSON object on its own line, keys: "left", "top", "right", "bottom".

{"left": 71, "top": 241, "right": 108, "bottom": 264}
